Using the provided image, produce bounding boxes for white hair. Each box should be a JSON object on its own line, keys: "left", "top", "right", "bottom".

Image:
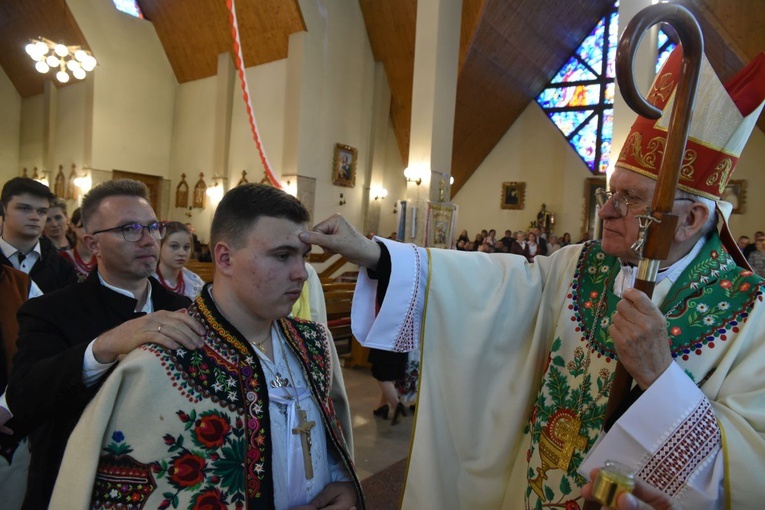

{"left": 676, "top": 189, "right": 717, "bottom": 235}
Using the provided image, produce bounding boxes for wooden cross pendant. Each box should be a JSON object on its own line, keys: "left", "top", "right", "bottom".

{"left": 292, "top": 408, "right": 316, "bottom": 479}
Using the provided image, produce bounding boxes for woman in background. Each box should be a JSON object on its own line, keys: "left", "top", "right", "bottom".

{"left": 44, "top": 198, "right": 71, "bottom": 250}
{"left": 153, "top": 221, "right": 204, "bottom": 299}
{"left": 60, "top": 208, "right": 95, "bottom": 282}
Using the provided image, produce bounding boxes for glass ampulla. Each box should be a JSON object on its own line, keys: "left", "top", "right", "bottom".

{"left": 535, "top": 1, "right": 619, "bottom": 174}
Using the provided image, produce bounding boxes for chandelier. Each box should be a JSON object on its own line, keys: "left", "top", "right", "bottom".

{"left": 25, "top": 37, "right": 97, "bottom": 83}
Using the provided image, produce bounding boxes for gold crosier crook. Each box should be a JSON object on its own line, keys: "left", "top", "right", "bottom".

{"left": 583, "top": 4, "right": 703, "bottom": 509}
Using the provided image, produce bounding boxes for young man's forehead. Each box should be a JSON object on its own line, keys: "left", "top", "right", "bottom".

{"left": 9, "top": 193, "right": 50, "bottom": 207}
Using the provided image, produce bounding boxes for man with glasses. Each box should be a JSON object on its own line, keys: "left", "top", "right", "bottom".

{"left": 301, "top": 48, "right": 765, "bottom": 508}
{"left": 0, "top": 179, "right": 206, "bottom": 509}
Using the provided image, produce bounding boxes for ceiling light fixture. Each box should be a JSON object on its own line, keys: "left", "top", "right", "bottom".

{"left": 25, "top": 37, "right": 97, "bottom": 83}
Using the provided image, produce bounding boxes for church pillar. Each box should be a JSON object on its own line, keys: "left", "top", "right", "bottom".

{"left": 213, "top": 52, "right": 235, "bottom": 192}
{"left": 404, "top": 0, "right": 462, "bottom": 246}
{"left": 42, "top": 80, "right": 58, "bottom": 181}
{"left": 363, "top": 63, "right": 392, "bottom": 237}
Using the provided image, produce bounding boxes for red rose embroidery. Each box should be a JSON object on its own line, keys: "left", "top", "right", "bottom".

{"left": 739, "top": 282, "right": 751, "bottom": 292}
{"left": 195, "top": 413, "right": 231, "bottom": 449}
{"left": 565, "top": 501, "right": 580, "bottom": 510}
{"left": 720, "top": 280, "right": 732, "bottom": 289}
{"left": 670, "top": 326, "right": 682, "bottom": 336}
{"left": 192, "top": 488, "right": 226, "bottom": 510}
{"left": 169, "top": 453, "right": 206, "bottom": 487}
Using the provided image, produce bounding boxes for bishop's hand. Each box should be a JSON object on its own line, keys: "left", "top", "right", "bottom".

{"left": 608, "top": 288, "right": 673, "bottom": 390}
{"left": 300, "top": 214, "right": 381, "bottom": 270}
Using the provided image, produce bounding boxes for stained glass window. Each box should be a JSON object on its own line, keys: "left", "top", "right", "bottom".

{"left": 113, "top": 0, "right": 144, "bottom": 19}
{"left": 656, "top": 27, "right": 677, "bottom": 73}
{"left": 536, "top": 1, "right": 618, "bottom": 173}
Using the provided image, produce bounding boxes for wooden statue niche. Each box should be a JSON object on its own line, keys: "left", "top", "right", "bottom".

{"left": 193, "top": 173, "right": 207, "bottom": 209}
{"left": 175, "top": 173, "right": 189, "bottom": 208}
{"left": 66, "top": 164, "right": 78, "bottom": 200}
{"left": 53, "top": 165, "right": 66, "bottom": 197}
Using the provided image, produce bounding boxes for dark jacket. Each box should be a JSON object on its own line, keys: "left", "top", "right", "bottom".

{"left": 0, "top": 265, "right": 31, "bottom": 389}
{"left": 6, "top": 270, "right": 190, "bottom": 509}
{"left": 0, "top": 236, "right": 77, "bottom": 293}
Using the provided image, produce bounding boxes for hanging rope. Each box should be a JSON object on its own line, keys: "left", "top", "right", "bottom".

{"left": 226, "top": 0, "right": 282, "bottom": 188}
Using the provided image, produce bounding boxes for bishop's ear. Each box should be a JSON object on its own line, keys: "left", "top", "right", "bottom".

{"left": 674, "top": 201, "right": 711, "bottom": 242}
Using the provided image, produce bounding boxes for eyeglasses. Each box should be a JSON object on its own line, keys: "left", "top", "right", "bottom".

{"left": 595, "top": 188, "right": 693, "bottom": 217}
{"left": 91, "top": 221, "right": 167, "bottom": 242}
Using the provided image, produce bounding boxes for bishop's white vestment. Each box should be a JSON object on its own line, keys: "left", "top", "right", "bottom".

{"left": 352, "top": 235, "right": 765, "bottom": 509}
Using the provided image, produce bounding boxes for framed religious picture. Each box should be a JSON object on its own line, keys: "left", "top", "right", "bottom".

{"left": 425, "top": 202, "right": 458, "bottom": 248}
{"left": 332, "top": 143, "right": 357, "bottom": 188}
{"left": 583, "top": 176, "right": 606, "bottom": 240}
{"left": 175, "top": 173, "right": 189, "bottom": 208}
{"left": 500, "top": 182, "right": 525, "bottom": 210}
{"left": 721, "top": 179, "right": 746, "bottom": 214}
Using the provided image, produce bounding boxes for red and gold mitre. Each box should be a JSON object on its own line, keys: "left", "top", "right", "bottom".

{"left": 617, "top": 46, "right": 765, "bottom": 200}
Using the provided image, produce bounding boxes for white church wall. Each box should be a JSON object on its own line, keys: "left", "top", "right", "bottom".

{"left": 0, "top": 68, "right": 21, "bottom": 184}
{"left": 54, "top": 82, "right": 89, "bottom": 172}
{"left": 727, "top": 126, "right": 765, "bottom": 239}
{"left": 453, "top": 104, "right": 592, "bottom": 240}
{"left": 67, "top": 0, "right": 177, "bottom": 176}
{"left": 19, "top": 95, "right": 44, "bottom": 177}
{"left": 167, "top": 75, "right": 218, "bottom": 239}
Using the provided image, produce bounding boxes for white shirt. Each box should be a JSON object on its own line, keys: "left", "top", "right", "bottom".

{"left": 0, "top": 236, "right": 41, "bottom": 274}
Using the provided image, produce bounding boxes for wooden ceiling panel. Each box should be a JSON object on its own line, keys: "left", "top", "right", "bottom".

{"left": 139, "top": 0, "right": 305, "bottom": 84}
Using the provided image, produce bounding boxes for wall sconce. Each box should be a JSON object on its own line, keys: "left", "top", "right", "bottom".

{"left": 205, "top": 175, "right": 227, "bottom": 203}
{"left": 393, "top": 201, "right": 398, "bottom": 214}
{"left": 73, "top": 173, "right": 92, "bottom": 193}
{"left": 339, "top": 193, "right": 346, "bottom": 206}
{"left": 282, "top": 175, "right": 298, "bottom": 197}
{"left": 403, "top": 166, "right": 424, "bottom": 186}
{"left": 32, "top": 167, "right": 50, "bottom": 187}
{"left": 370, "top": 187, "right": 388, "bottom": 200}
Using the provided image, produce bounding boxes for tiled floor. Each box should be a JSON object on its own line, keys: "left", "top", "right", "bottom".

{"left": 341, "top": 366, "right": 413, "bottom": 480}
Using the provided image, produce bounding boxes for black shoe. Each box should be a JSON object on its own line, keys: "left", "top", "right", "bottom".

{"left": 373, "top": 405, "right": 389, "bottom": 419}
{"left": 391, "top": 402, "right": 408, "bottom": 425}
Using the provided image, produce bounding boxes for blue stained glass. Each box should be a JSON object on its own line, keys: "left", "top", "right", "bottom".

{"left": 656, "top": 28, "right": 677, "bottom": 73}
{"left": 606, "top": 13, "right": 618, "bottom": 78}
{"left": 577, "top": 18, "right": 605, "bottom": 75}
{"left": 535, "top": 1, "right": 618, "bottom": 174}
{"left": 537, "top": 84, "right": 601, "bottom": 108}
{"left": 113, "top": 0, "right": 143, "bottom": 18}
{"left": 599, "top": 109, "right": 614, "bottom": 173}
{"left": 571, "top": 115, "right": 599, "bottom": 170}
{"left": 549, "top": 110, "right": 594, "bottom": 136}
{"left": 604, "top": 82, "right": 615, "bottom": 104}
{"left": 551, "top": 57, "right": 597, "bottom": 83}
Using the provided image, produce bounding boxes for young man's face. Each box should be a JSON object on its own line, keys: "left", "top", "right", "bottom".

{"left": 2, "top": 193, "right": 49, "bottom": 241}
{"left": 226, "top": 216, "right": 310, "bottom": 322}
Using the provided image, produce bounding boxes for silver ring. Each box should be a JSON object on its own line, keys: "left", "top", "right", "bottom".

{"left": 158, "top": 323, "right": 165, "bottom": 334}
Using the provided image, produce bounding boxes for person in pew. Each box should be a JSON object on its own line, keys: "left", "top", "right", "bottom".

{"left": 51, "top": 183, "right": 363, "bottom": 510}
{"left": 60, "top": 207, "right": 97, "bottom": 282}
{"left": 0, "top": 179, "right": 204, "bottom": 508}
{"left": 153, "top": 221, "right": 205, "bottom": 299}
